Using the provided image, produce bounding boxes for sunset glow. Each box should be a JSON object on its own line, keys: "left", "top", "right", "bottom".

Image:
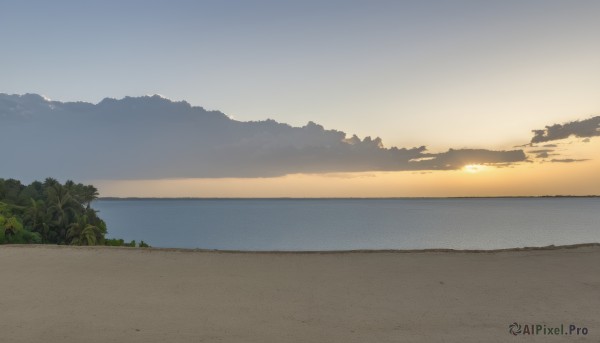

{"left": 91, "top": 138, "right": 600, "bottom": 198}
{"left": 2, "top": 1, "right": 599, "bottom": 198}
{"left": 463, "top": 164, "right": 485, "bottom": 173}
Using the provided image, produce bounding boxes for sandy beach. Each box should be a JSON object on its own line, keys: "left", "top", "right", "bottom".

{"left": 1, "top": 244, "right": 599, "bottom": 342}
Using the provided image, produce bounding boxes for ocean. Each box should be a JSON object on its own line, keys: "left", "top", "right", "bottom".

{"left": 93, "top": 198, "right": 600, "bottom": 250}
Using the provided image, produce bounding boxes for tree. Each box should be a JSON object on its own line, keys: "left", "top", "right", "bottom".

{"left": 67, "top": 215, "right": 102, "bottom": 246}
{"left": 24, "top": 198, "right": 50, "bottom": 242}
{"left": 17, "top": 181, "right": 43, "bottom": 205}
{"left": 46, "top": 184, "right": 76, "bottom": 243}
{"left": 65, "top": 181, "right": 99, "bottom": 209}
{"left": 0, "top": 177, "right": 125, "bottom": 246}
{"left": 2, "top": 216, "right": 23, "bottom": 243}
{"left": 2, "top": 179, "right": 23, "bottom": 204}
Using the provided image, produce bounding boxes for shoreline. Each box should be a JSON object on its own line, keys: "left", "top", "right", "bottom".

{"left": 4, "top": 242, "right": 599, "bottom": 254}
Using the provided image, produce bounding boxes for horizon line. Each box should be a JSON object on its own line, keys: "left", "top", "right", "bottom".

{"left": 96, "top": 195, "right": 600, "bottom": 200}
{"left": 9, "top": 243, "right": 599, "bottom": 254}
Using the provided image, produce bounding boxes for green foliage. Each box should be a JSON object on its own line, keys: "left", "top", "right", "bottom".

{"left": 0, "top": 178, "right": 106, "bottom": 246}
{"left": 104, "top": 238, "right": 150, "bottom": 248}
{"left": 0, "top": 202, "right": 11, "bottom": 215}
{"left": 0, "top": 177, "right": 146, "bottom": 247}
{"left": 0, "top": 215, "right": 5, "bottom": 244}
{"left": 105, "top": 238, "right": 126, "bottom": 246}
{"left": 17, "top": 230, "right": 43, "bottom": 244}
{"left": 2, "top": 216, "right": 23, "bottom": 243}
{"left": 67, "top": 214, "right": 104, "bottom": 246}
{"left": 0, "top": 215, "right": 41, "bottom": 243}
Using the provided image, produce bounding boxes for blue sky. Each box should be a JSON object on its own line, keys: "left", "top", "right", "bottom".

{"left": 2, "top": 0, "right": 600, "bottom": 196}
{"left": 2, "top": 0, "right": 599, "bottom": 149}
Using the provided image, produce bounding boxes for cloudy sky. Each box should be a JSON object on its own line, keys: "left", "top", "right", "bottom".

{"left": 1, "top": 0, "right": 599, "bottom": 197}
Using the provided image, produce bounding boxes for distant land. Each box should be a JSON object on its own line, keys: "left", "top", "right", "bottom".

{"left": 97, "top": 195, "right": 600, "bottom": 200}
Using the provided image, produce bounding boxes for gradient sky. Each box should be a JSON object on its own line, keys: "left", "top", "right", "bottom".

{"left": 2, "top": 0, "right": 599, "bottom": 196}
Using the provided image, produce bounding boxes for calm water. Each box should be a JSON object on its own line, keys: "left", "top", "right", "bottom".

{"left": 93, "top": 198, "right": 600, "bottom": 250}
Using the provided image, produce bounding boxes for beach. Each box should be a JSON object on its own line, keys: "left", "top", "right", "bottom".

{"left": 1, "top": 244, "right": 599, "bottom": 342}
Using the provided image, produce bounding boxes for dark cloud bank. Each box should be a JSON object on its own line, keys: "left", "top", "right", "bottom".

{"left": 531, "top": 116, "right": 600, "bottom": 143}
{"left": 525, "top": 116, "right": 599, "bottom": 164}
{"left": 1, "top": 93, "right": 527, "bottom": 180}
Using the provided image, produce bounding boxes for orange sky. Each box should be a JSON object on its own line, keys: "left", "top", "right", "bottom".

{"left": 95, "top": 138, "right": 599, "bottom": 198}
{"left": 5, "top": 2, "right": 600, "bottom": 198}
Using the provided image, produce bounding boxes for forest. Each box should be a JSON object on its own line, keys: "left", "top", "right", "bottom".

{"left": 0, "top": 178, "right": 145, "bottom": 246}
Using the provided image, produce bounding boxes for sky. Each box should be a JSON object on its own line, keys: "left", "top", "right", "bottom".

{"left": 1, "top": 0, "right": 599, "bottom": 197}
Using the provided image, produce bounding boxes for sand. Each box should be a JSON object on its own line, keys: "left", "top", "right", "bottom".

{"left": 1, "top": 244, "right": 599, "bottom": 342}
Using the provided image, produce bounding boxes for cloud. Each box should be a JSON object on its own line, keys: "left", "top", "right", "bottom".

{"left": 0, "top": 93, "right": 528, "bottom": 180}
{"left": 414, "top": 149, "right": 526, "bottom": 170}
{"left": 527, "top": 149, "right": 554, "bottom": 159}
{"left": 531, "top": 116, "right": 600, "bottom": 143}
{"left": 549, "top": 158, "right": 589, "bottom": 163}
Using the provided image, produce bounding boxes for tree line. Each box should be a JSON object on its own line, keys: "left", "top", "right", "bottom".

{"left": 0, "top": 178, "right": 146, "bottom": 247}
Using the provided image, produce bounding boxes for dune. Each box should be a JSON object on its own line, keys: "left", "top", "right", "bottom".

{"left": 1, "top": 244, "right": 599, "bottom": 342}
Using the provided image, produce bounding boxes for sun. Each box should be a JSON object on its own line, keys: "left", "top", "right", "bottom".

{"left": 463, "top": 164, "right": 485, "bottom": 173}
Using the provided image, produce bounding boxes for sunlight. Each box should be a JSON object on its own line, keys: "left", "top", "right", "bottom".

{"left": 463, "top": 164, "right": 485, "bottom": 173}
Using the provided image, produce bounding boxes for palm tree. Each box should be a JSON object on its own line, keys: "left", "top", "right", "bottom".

{"left": 81, "top": 185, "right": 99, "bottom": 209}
{"left": 40, "top": 222, "right": 51, "bottom": 243}
{"left": 46, "top": 184, "right": 76, "bottom": 243}
{"left": 25, "top": 198, "right": 45, "bottom": 230}
{"left": 67, "top": 215, "right": 102, "bottom": 246}
{"left": 3, "top": 216, "right": 22, "bottom": 243}
{"left": 4, "top": 221, "right": 15, "bottom": 243}
{"left": 64, "top": 181, "right": 99, "bottom": 209}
